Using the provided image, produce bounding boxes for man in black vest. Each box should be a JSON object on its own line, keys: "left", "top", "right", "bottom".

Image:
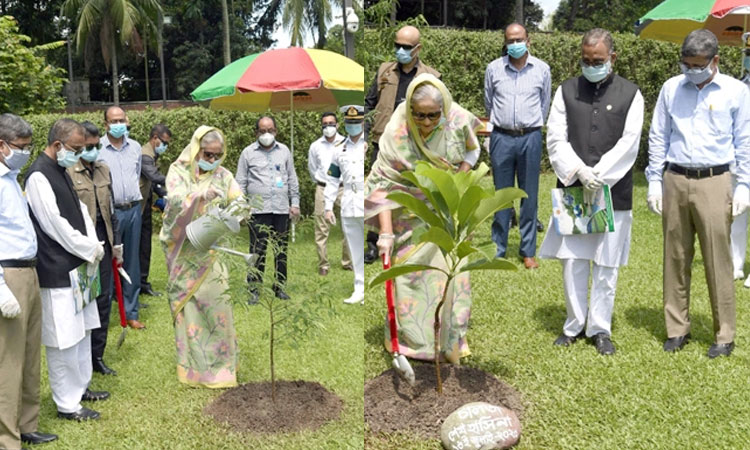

{"left": 538, "top": 28, "right": 644, "bottom": 355}
{"left": 25, "top": 119, "right": 109, "bottom": 421}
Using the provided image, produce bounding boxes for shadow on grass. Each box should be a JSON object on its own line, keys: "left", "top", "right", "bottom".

{"left": 532, "top": 304, "right": 566, "bottom": 335}
{"left": 464, "top": 356, "right": 515, "bottom": 381}
{"left": 624, "top": 305, "right": 715, "bottom": 345}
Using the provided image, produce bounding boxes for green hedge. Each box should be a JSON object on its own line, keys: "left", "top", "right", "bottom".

{"left": 22, "top": 107, "right": 330, "bottom": 216}
{"left": 364, "top": 27, "right": 747, "bottom": 170}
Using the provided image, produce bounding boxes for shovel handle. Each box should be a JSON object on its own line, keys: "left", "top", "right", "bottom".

{"left": 383, "top": 254, "right": 400, "bottom": 355}
{"left": 111, "top": 258, "right": 127, "bottom": 328}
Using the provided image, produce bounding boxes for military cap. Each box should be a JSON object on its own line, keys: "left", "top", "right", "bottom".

{"left": 340, "top": 105, "right": 364, "bottom": 121}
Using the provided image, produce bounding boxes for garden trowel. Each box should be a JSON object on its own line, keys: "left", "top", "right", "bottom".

{"left": 112, "top": 258, "right": 128, "bottom": 349}
{"left": 383, "top": 254, "right": 416, "bottom": 387}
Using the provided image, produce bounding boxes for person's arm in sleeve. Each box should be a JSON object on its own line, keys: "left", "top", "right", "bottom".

{"left": 546, "top": 86, "right": 586, "bottom": 185}
{"left": 541, "top": 67, "right": 552, "bottom": 123}
{"left": 593, "top": 90, "right": 644, "bottom": 186}
{"left": 323, "top": 152, "right": 342, "bottom": 211}
{"left": 235, "top": 148, "right": 249, "bottom": 195}
{"left": 26, "top": 172, "right": 100, "bottom": 263}
{"left": 645, "top": 83, "right": 672, "bottom": 198}
{"left": 483, "top": 64, "right": 494, "bottom": 117}
{"left": 141, "top": 154, "right": 166, "bottom": 186}
{"left": 307, "top": 144, "right": 319, "bottom": 182}
{"left": 286, "top": 151, "right": 300, "bottom": 209}
{"left": 109, "top": 173, "right": 122, "bottom": 246}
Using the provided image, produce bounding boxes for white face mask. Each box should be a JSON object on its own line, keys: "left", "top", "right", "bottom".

{"left": 322, "top": 125, "right": 337, "bottom": 138}
{"left": 258, "top": 132, "right": 275, "bottom": 147}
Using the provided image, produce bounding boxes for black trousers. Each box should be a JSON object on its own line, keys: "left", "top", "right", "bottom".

{"left": 139, "top": 197, "right": 153, "bottom": 288}
{"left": 248, "top": 213, "right": 289, "bottom": 290}
{"left": 91, "top": 219, "right": 113, "bottom": 362}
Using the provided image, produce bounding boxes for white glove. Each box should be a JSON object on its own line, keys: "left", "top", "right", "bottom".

{"left": 733, "top": 185, "right": 750, "bottom": 217}
{"left": 324, "top": 210, "right": 336, "bottom": 225}
{"left": 577, "top": 166, "right": 604, "bottom": 191}
{"left": 0, "top": 283, "right": 21, "bottom": 319}
{"left": 583, "top": 187, "right": 597, "bottom": 205}
{"left": 93, "top": 241, "right": 105, "bottom": 264}
{"left": 647, "top": 195, "right": 662, "bottom": 215}
{"left": 203, "top": 186, "right": 224, "bottom": 202}
{"left": 113, "top": 244, "right": 124, "bottom": 265}
{"left": 377, "top": 233, "right": 395, "bottom": 265}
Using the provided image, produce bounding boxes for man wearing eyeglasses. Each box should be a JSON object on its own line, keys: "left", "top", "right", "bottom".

{"left": 97, "top": 106, "right": 145, "bottom": 330}
{"left": 67, "top": 121, "right": 122, "bottom": 377}
{"left": 139, "top": 124, "right": 171, "bottom": 298}
{"left": 647, "top": 29, "right": 750, "bottom": 359}
{"left": 236, "top": 116, "right": 300, "bottom": 303}
{"left": 363, "top": 24, "right": 440, "bottom": 265}
{"left": 484, "top": 22, "right": 551, "bottom": 270}
{"left": 540, "top": 28, "right": 643, "bottom": 356}
{"left": 0, "top": 113, "right": 60, "bottom": 448}
{"left": 25, "top": 119, "right": 108, "bottom": 422}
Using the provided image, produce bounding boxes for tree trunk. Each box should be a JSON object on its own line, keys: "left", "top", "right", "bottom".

{"left": 111, "top": 40, "right": 119, "bottom": 105}
{"left": 515, "top": 0, "right": 523, "bottom": 24}
{"left": 143, "top": 30, "right": 150, "bottom": 103}
{"left": 443, "top": 0, "right": 448, "bottom": 26}
{"left": 567, "top": 0, "right": 579, "bottom": 31}
{"left": 390, "top": 0, "right": 396, "bottom": 23}
{"left": 221, "top": 0, "right": 231, "bottom": 66}
{"left": 433, "top": 276, "right": 453, "bottom": 395}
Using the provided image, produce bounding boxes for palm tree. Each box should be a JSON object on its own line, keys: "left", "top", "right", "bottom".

{"left": 280, "top": 0, "right": 331, "bottom": 47}
{"left": 220, "top": 0, "right": 230, "bottom": 65}
{"left": 61, "top": 0, "right": 162, "bottom": 104}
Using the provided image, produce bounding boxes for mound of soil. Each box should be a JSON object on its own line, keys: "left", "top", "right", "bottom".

{"left": 365, "top": 364, "right": 523, "bottom": 440}
{"left": 204, "top": 380, "right": 343, "bottom": 434}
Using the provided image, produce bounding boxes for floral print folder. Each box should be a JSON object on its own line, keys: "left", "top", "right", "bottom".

{"left": 551, "top": 185, "right": 615, "bottom": 235}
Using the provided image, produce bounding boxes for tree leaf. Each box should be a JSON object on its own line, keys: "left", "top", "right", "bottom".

{"left": 457, "top": 185, "right": 487, "bottom": 226}
{"left": 459, "top": 257, "right": 518, "bottom": 273}
{"left": 468, "top": 187, "right": 526, "bottom": 234}
{"left": 419, "top": 227, "right": 456, "bottom": 254}
{"left": 386, "top": 191, "right": 444, "bottom": 228}
{"left": 368, "top": 264, "right": 444, "bottom": 288}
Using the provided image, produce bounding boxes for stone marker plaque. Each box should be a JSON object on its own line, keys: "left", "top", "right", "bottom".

{"left": 440, "top": 401, "right": 521, "bottom": 450}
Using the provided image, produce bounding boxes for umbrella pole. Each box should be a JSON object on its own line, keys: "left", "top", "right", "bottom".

{"left": 290, "top": 90, "right": 296, "bottom": 243}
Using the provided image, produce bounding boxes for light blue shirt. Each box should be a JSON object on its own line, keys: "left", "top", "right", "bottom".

{"left": 235, "top": 141, "right": 300, "bottom": 214}
{"left": 0, "top": 163, "right": 37, "bottom": 282}
{"left": 484, "top": 54, "right": 552, "bottom": 129}
{"left": 646, "top": 72, "right": 750, "bottom": 193}
{"left": 97, "top": 135, "right": 143, "bottom": 204}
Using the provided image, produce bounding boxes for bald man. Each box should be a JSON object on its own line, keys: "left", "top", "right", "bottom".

{"left": 363, "top": 25, "right": 441, "bottom": 264}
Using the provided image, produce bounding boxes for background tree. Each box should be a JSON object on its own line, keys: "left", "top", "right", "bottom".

{"left": 552, "top": 0, "right": 662, "bottom": 32}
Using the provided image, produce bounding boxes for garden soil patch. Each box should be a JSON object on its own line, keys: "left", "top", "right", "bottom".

{"left": 365, "top": 364, "right": 523, "bottom": 440}
{"left": 204, "top": 380, "right": 343, "bottom": 433}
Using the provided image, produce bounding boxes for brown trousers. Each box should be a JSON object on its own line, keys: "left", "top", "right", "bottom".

{"left": 0, "top": 267, "right": 42, "bottom": 450}
{"left": 662, "top": 170, "right": 735, "bottom": 344}
{"left": 314, "top": 184, "right": 351, "bottom": 270}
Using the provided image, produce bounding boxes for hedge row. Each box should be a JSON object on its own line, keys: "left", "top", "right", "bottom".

{"left": 22, "top": 107, "right": 329, "bottom": 216}
{"left": 363, "top": 27, "right": 747, "bottom": 170}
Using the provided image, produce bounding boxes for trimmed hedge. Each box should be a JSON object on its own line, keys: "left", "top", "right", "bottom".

{"left": 22, "top": 107, "right": 329, "bottom": 216}
{"left": 364, "top": 27, "right": 747, "bottom": 170}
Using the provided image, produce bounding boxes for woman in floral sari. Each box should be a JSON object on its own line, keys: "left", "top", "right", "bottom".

{"left": 160, "top": 125, "right": 243, "bottom": 388}
{"left": 365, "top": 74, "right": 483, "bottom": 363}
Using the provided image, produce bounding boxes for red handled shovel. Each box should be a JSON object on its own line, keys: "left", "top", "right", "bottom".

{"left": 384, "top": 254, "right": 415, "bottom": 386}
{"left": 112, "top": 258, "right": 128, "bottom": 349}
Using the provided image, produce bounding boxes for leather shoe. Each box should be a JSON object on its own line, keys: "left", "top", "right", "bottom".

{"left": 248, "top": 290, "right": 259, "bottom": 305}
{"left": 274, "top": 289, "right": 290, "bottom": 300}
{"left": 140, "top": 286, "right": 162, "bottom": 297}
{"left": 81, "top": 388, "right": 110, "bottom": 402}
{"left": 318, "top": 267, "right": 328, "bottom": 276}
{"left": 342, "top": 264, "right": 353, "bottom": 271}
{"left": 92, "top": 358, "right": 116, "bottom": 376}
{"left": 523, "top": 257, "right": 539, "bottom": 269}
{"left": 592, "top": 333, "right": 615, "bottom": 355}
{"left": 553, "top": 330, "right": 584, "bottom": 346}
{"left": 127, "top": 319, "right": 146, "bottom": 330}
{"left": 707, "top": 342, "right": 734, "bottom": 359}
{"left": 663, "top": 334, "right": 690, "bottom": 352}
{"left": 364, "top": 242, "right": 378, "bottom": 265}
{"left": 21, "top": 431, "right": 58, "bottom": 445}
{"left": 57, "top": 407, "right": 100, "bottom": 421}
{"left": 536, "top": 218, "right": 544, "bottom": 233}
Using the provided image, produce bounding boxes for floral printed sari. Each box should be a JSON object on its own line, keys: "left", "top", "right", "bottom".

{"left": 159, "top": 125, "right": 243, "bottom": 388}
{"left": 365, "top": 74, "right": 483, "bottom": 363}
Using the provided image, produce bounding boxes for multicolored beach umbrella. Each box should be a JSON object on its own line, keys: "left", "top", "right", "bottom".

{"left": 190, "top": 47, "right": 364, "bottom": 111}
{"left": 636, "top": 0, "right": 750, "bottom": 46}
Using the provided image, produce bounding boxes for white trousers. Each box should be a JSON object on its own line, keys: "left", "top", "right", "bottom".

{"left": 342, "top": 216, "right": 364, "bottom": 295}
{"left": 45, "top": 332, "right": 92, "bottom": 413}
{"left": 561, "top": 259, "right": 618, "bottom": 338}
{"left": 731, "top": 210, "right": 748, "bottom": 275}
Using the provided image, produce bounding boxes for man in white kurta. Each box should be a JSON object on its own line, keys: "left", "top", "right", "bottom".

{"left": 324, "top": 106, "right": 365, "bottom": 304}
{"left": 539, "top": 29, "right": 644, "bottom": 355}
{"left": 731, "top": 69, "right": 750, "bottom": 282}
{"left": 25, "top": 119, "right": 107, "bottom": 420}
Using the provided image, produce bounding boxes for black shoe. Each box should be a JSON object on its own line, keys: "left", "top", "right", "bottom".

{"left": 92, "top": 358, "right": 117, "bottom": 376}
{"left": 21, "top": 431, "right": 58, "bottom": 445}
{"left": 274, "top": 289, "right": 291, "bottom": 300}
{"left": 81, "top": 388, "right": 110, "bottom": 402}
{"left": 536, "top": 218, "right": 544, "bottom": 233}
{"left": 139, "top": 302, "right": 150, "bottom": 309}
{"left": 248, "top": 290, "right": 259, "bottom": 305}
{"left": 553, "top": 330, "right": 585, "bottom": 346}
{"left": 364, "top": 242, "right": 378, "bottom": 265}
{"left": 140, "top": 286, "right": 162, "bottom": 297}
{"left": 57, "top": 407, "right": 100, "bottom": 421}
{"left": 592, "top": 333, "right": 615, "bottom": 355}
{"left": 707, "top": 342, "right": 734, "bottom": 359}
{"left": 663, "top": 334, "right": 690, "bottom": 352}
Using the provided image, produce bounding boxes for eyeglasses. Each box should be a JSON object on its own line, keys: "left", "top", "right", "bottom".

{"left": 679, "top": 61, "right": 711, "bottom": 71}
{"left": 107, "top": 119, "right": 127, "bottom": 124}
{"left": 395, "top": 43, "right": 416, "bottom": 51}
{"left": 62, "top": 142, "right": 85, "bottom": 154}
{"left": 85, "top": 143, "right": 102, "bottom": 152}
{"left": 201, "top": 149, "right": 224, "bottom": 161}
{"left": 411, "top": 110, "right": 442, "bottom": 122}
{"left": 580, "top": 58, "right": 610, "bottom": 69}
{"left": 257, "top": 129, "right": 276, "bottom": 134}
{"left": 6, "top": 141, "right": 32, "bottom": 152}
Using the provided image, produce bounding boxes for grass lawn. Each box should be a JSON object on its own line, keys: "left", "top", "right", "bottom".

{"left": 35, "top": 222, "right": 363, "bottom": 449}
{"left": 365, "top": 172, "right": 750, "bottom": 449}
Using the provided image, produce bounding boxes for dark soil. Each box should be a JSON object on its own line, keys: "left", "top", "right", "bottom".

{"left": 365, "top": 364, "right": 523, "bottom": 440}
{"left": 204, "top": 380, "right": 343, "bottom": 434}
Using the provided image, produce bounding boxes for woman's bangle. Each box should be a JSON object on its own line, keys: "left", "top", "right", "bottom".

{"left": 379, "top": 233, "right": 395, "bottom": 239}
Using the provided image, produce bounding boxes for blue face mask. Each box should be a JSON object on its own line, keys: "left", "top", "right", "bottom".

{"left": 56, "top": 145, "right": 80, "bottom": 168}
{"left": 680, "top": 62, "right": 713, "bottom": 85}
{"left": 155, "top": 142, "right": 167, "bottom": 155}
{"left": 396, "top": 47, "right": 413, "bottom": 65}
{"left": 198, "top": 158, "right": 220, "bottom": 171}
{"left": 80, "top": 147, "right": 99, "bottom": 162}
{"left": 345, "top": 122, "right": 363, "bottom": 136}
{"left": 582, "top": 60, "right": 611, "bottom": 83}
{"left": 506, "top": 42, "right": 527, "bottom": 59}
{"left": 743, "top": 56, "right": 750, "bottom": 71}
{"left": 108, "top": 123, "right": 127, "bottom": 139}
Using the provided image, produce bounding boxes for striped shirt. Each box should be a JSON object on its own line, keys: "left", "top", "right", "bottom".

{"left": 98, "top": 136, "right": 143, "bottom": 204}
{"left": 235, "top": 141, "right": 300, "bottom": 214}
{"left": 484, "top": 54, "right": 552, "bottom": 130}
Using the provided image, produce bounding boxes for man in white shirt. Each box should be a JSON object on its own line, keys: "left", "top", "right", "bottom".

{"left": 308, "top": 112, "right": 351, "bottom": 276}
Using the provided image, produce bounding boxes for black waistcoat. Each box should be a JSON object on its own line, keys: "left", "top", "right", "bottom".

{"left": 557, "top": 74, "right": 638, "bottom": 210}
{"left": 25, "top": 153, "right": 87, "bottom": 288}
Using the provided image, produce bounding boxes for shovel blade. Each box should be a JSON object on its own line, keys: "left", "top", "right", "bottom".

{"left": 116, "top": 328, "right": 128, "bottom": 349}
{"left": 392, "top": 353, "right": 416, "bottom": 386}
